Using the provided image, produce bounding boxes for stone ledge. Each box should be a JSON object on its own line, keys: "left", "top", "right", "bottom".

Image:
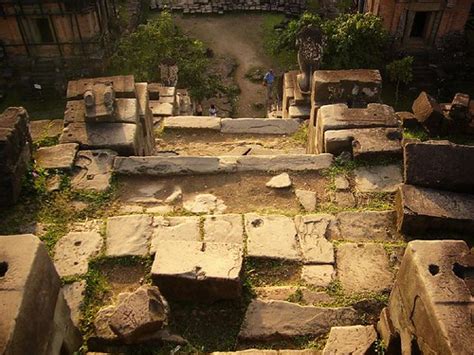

{"left": 113, "top": 154, "right": 334, "bottom": 175}
{"left": 164, "top": 116, "right": 221, "bottom": 130}
{"left": 221, "top": 118, "right": 300, "bottom": 135}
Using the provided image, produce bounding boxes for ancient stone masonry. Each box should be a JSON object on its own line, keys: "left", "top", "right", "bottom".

{"left": 150, "top": 0, "right": 307, "bottom": 15}
{"left": 60, "top": 75, "right": 155, "bottom": 156}
{"left": 397, "top": 139, "right": 474, "bottom": 235}
{"left": 377, "top": 240, "right": 474, "bottom": 354}
{"left": 0, "top": 107, "right": 32, "bottom": 207}
{"left": 0, "top": 234, "right": 81, "bottom": 354}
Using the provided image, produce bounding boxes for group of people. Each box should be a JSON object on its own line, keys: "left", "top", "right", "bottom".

{"left": 194, "top": 69, "right": 275, "bottom": 117}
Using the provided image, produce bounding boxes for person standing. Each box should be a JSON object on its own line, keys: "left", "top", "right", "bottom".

{"left": 195, "top": 103, "right": 203, "bottom": 116}
{"left": 263, "top": 69, "right": 275, "bottom": 99}
{"left": 209, "top": 104, "right": 218, "bottom": 117}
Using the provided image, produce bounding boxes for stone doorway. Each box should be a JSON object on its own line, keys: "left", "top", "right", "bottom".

{"left": 410, "top": 11, "right": 429, "bottom": 38}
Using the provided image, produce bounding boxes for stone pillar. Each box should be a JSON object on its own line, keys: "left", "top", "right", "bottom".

{"left": 402, "top": 10, "right": 416, "bottom": 45}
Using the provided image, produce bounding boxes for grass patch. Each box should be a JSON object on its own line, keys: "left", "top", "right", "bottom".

{"left": 245, "top": 258, "right": 301, "bottom": 287}
{"left": 291, "top": 124, "right": 308, "bottom": 145}
{"left": 321, "top": 279, "right": 390, "bottom": 309}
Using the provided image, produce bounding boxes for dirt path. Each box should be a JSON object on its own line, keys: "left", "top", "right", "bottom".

{"left": 174, "top": 14, "right": 279, "bottom": 118}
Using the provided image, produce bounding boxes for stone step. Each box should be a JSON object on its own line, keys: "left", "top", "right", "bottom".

{"left": 238, "top": 300, "right": 360, "bottom": 342}
{"left": 212, "top": 350, "right": 320, "bottom": 355}
{"left": 113, "top": 153, "right": 334, "bottom": 175}
{"left": 322, "top": 325, "right": 377, "bottom": 354}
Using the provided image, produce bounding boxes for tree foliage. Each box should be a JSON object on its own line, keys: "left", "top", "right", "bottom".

{"left": 109, "top": 12, "right": 221, "bottom": 101}
{"left": 270, "top": 13, "right": 389, "bottom": 70}
{"left": 386, "top": 56, "right": 413, "bottom": 105}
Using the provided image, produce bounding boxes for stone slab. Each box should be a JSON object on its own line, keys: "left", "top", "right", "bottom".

{"left": 150, "top": 101, "right": 174, "bottom": 117}
{"left": 295, "top": 189, "right": 317, "bottom": 212}
{"left": 354, "top": 164, "right": 402, "bottom": 193}
{"left": 288, "top": 105, "right": 311, "bottom": 119}
{"left": 62, "top": 281, "right": 86, "bottom": 328}
{"left": 245, "top": 214, "right": 300, "bottom": 260}
{"left": 60, "top": 122, "right": 139, "bottom": 156}
{"left": 35, "top": 143, "right": 79, "bottom": 170}
{"left": 221, "top": 118, "right": 300, "bottom": 135}
{"left": 64, "top": 99, "right": 139, "bottom": 124}
{"left": 239, "top": 300, "right": 359, "bottom": 341}
{"left": 53, "top": 231, "right": 103, "bottom": 277}
{"left": 164, "top": 116, "right": 221, "bottom": 130}
{"left": 183, "top": 193, "right": 227, "bottom": 214}
{"left": 67, "top": 75, "right": 136, "bottom": 100}
{"left": 385, "top": 240, "right": 473, "bottom": 354}
{"left": 294, "top": 214, "right": 335, "bottom": 264}
{"left": 71, "top": 149, "right": 117, "bottom": 192}
{"left": 336, "top": 243, "right": 393, "bottom": 293}
{"left": 331, "top": 211, "right": 398, "bottom": 242}
{"left": 203, "top": 214, "right": 244, "bottom": 244}
{"left": 231, "top": 154, "right": 334, "bottom": 172}
{"left": 396, "top": 184, "right": 474, "bottom": 235}
{"left": 151, "top": 240, "right": 243, "bottom": 301}
{"left": 322, "top": 325, "right": 377, "bottom": 355}
{"left": 324, "top": 127, "right": 402, "bottom": 159}
{"left": 150, "top": 216, "right": 200, "bottom": 254}
{"left": 29, "top": 119, "right": 63, "bottom": 142}
{"left": 404, "top": 140, "right": 474, "bottom": 193}
{"left": 106, "top": 214, "right": 152, "bottom": 256}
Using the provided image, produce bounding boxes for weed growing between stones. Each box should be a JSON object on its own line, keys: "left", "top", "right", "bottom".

{"left": 291, "top": 124, "right": 309, "bottom": 145}
{"left": 33, "top": 135, "right": 59, "bottom": 149}
{"left": 245, "top": 258, "right": 302, "bottom": 287}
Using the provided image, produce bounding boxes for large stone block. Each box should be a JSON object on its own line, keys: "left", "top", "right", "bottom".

{"left": 67, "top": 75, "right": 136, "bottom": 100}
{"left": 151, "top": 240, "right": 243, "bottom": 302}
{"left": 60, "top": 122, "right": 140, "bottom": 156}
{"left": 294, "top": 214, "right": 335, "bottom": 264}
{"left": 322, "top": 325, "right": 377, "bottom": 355}
{"left": 150, "top": 216, "right": 201, "bottom": 254}
{"left": 311, "top": 70, "right": 382, "bottom": 107}
{"left": 221, "top": 118, "right": 300, "bottom": 134}
{"left": 64, "top": 99, "right": 139, "bottom": 124}
{"left": 396, "top": 184, "right": 474, "bottom": 235}
{"left": 203, "top": 214, "right": 244, "bottom": 245}
{"left": 71, "top": 149, "right": 117, "bottom": 191}
{"left": 383, "top": 240, "right": 473, "bottom": 354}
{"left": 412, "top": 91, "right": 445, "bottom": 136}
{"left": 106, "top": 214, "right": 152, "bottom": 256}
{"left": 232, "top": 154, "right": 334, "bottom": 172}
{"left": 0, "top": 234, "right": 80, "bottom": 354}
{"left": 29, "top": 119, "right": 63, "bottom": 142}
{"left": 313, "top": 103, "right": 399, "bottom": 154}
{"left": 324, "top": 127, "right": 402, "bottom": 159}
{"left": 354, "top": 164, "right": 402, "bottom": 193}
{"left": 404, "top": 140, "right": 474, "bottom": 193}
{"left": 239, "top": 300, "right": 359, "bottom": 341}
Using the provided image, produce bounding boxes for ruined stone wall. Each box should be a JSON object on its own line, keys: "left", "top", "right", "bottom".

{"left": 150, "top": 0, "right": 307, "bottom": 14}
{"left": 437, "top": 0, "right": 472, "bottom": 37}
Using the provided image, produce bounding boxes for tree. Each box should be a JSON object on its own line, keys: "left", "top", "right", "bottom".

{"left": 386, "top": 56, "right": 414, "bottom": 106}
{"left": 109, "top": 12, "right": 221, "bottom": 102}
{"left": 270, "top": 13, "right": 390, "bottom": 70}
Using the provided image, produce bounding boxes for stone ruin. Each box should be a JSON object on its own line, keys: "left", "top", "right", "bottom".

{"left": 0, "top": 234, "right": 81, "bottom": 354}
{"left": 0, "top": 107, "right": 32, "bottom": 207}
{"left": 150, "top": 0, "right": 307, "bottom": 15}
{"left": 378, "top": 239, "right": 473, "bottom": 354}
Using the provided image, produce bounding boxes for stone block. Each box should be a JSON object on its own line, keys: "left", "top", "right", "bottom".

{"left": 232, "top": 154, "right": 334, "bottom": 172}
{"left": 150, "top": 101, "right": 174, "bottom": 117}
{"left": 164, "top": 116, "right": 221, "bottom": 130}
{"left": 404, "top": 140, "right": 474, "bottom": 193}
{"left": 64, "top": 99, "right": 139, "bottom": 124}
{"left": 183, "top": 193, "right": 227, "bottom": 214}
{"left": 203, "top": 214, "right": 244, "bottom": 244}
{"left": 295, "top": 189, "right": 317, "bottom": 212}
{"left": 330, "top": 211, "right": 398, "bottom": 242}
{"left": 288, "top": 105, "right": 311, "bottom": 119}
{"left": 449, "top": 93, "right": 470, "bottom": 125}
{"left": 67, "top": 75, "right": 136, "bottom": 100}
{"left": 35, "top": 143, "right": 79, "bottom": 170}
{"left": 354, "top": 164, "right": 402, "bottom": 193}
{"left": 238, "top": 300, "right": 359, "bottom": 341}
{"left": 71, "top": 149, "right": 117, "bottom": 192}
{"left": 0, "top": 234, "right": 80, "bottom": 354}
{"left": 151, "top": 240, "right": 244, "bottom": 301}
{"left": 63, "top": 281, "right": 86, "bottom": 329}
{"left": 314, "top": 103, "right": 398, "bottom": 154}
{"left": 60, "top": 122, "right": 139, "bottom": 156}
{"left": 395, "top": 111, "right": 419, "bottom": 129}
{"left": 29, "top": 119, "right": 63, "bottom": 142}
{"left": 322, "top": 325, "right": 377, "bottom": 355}
{"left": 106, "top": 214, "right": 152, "bottom": 256}
{"left": 301, "top": 265, "right": 334, "bottom": 287}
{"left": 53, "top": 231, "right": 103, "bottom": 277}
{"left": 324, "top": 127, "right": 402, "bottom": 159}
{"left": 385, "top": 240, "right": 473, "bottom": 354}
{"left": 311, "top": 70, "right": 382, "bottom": 107}
{"left": 336, "top": 243, "right": 393, "bottom": 293}
{"left": 294, "top": 214, "right": 335, "bottom": 264}
{"left": 245, "top": 214, "right": 300, "bottom": 260}
{"left": 412, "top": 91, "right": 445, "bottom": 136}
{"left": 396, "top": 184, "right": 474, "bottom": 235}
{"left": 221, "top": 118, "right": 300, "bottom": 135}
{"left": 150, "top": 216, "right": 200, "bottom": 253}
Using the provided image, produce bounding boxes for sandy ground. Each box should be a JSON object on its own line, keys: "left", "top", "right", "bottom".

{"left": 174, "top": 14, "right": 279, "bottom": 118}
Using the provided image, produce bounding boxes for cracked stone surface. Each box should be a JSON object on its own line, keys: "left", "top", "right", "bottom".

{"left": 71, "top": 149, "right": 117, "bottom": 191}
{"left": 35, "top": 143, "right": 78, "bottom": 170}
{"left": 245, "top": 214, "right": 300, "bottom": 260}
{"left": 295, "top": 214, "right": 335, "bottom": 264}
{"left": 322, "top": 325, "right": 377, "bottom": 355}
{"left": 53, "top": 231, "right": 103, "bottom": 277}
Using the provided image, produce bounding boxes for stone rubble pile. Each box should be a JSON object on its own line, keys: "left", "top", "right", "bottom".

{"left": 150, "top": 0, "right": 307, "bottom": 15}
{"left": 0, "top": 107, "right": 32, "bottom": 207}
{"left": 148, "top": 84, "right": 193, "bottom": 125}
{"left": 408, "top": 91, "right": 473, "bottom": 136}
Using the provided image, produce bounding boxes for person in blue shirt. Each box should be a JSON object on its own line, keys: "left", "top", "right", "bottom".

{"left": 263, "top": 69, "right": 275, "bottom": 99}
